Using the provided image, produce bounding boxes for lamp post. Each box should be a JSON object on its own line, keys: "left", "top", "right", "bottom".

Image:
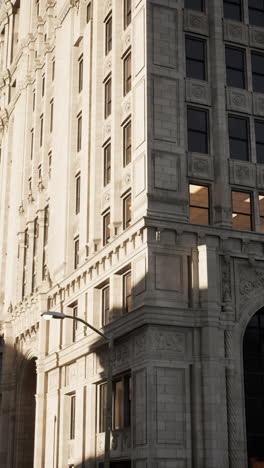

{"left": 41, "top": 311, "right": 113, "bottom": 468}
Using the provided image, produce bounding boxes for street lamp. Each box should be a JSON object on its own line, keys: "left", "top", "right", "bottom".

{"left": 41, "top": 311, "right": 113, "bottom": 468}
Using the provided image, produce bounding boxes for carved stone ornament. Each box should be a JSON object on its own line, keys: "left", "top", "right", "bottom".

{"left": 193, "top": 157, "right": 208, "bottom": 174}
{"left": 151, "top": 330, "right": 185, "bottom": 353}
{"left": 134, "top": 332, "right": 147, "bottom": 356}
{"left": 221, "top": 257, "right": 232, "bottom": 311}
{"left": 239, "top": 267, "right": 264, "bottom": 299}
{"left": 114, "top": 342, "right": 130, "bottom": 366}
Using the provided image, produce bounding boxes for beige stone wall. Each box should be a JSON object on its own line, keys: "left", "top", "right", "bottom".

{"left": 0, "top": 1, "right": 264, "bottom": 468}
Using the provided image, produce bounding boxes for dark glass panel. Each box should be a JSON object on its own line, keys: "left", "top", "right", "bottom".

{"left": 224, "top": 0, "right": 242, "bottom": 21}
{"left": 188, "top": 131, "right": 208, "bottom": 153}
{"left": 185, "top": 0, "right": 204, "bottom": 11}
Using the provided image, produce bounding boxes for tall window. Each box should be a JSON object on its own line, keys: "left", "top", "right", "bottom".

{"left": 103, "top": 211, "right": 111, "bottom": 246}
{"left": 123, "top": 121, "right": 131, "bottom": 166}
{"left": 70, "top": 394, "right": 76, "bottom": 440}
{"left": 72, "top": 304, "right": 78, "bottom": 342}
{"left": 50, "top": 99, "right": 54, "bottom": 132}
{"left": 248, "top": 0, "right": 264, "bottom": 27}
{"left": 48, "top": 151, "right": 52, "bottom": 178}
{"left": 33, "top": 89, "right": 35, "bottom": 111}
{"left": 40, "top": 114, "right": 43, "bottom": 147}
{"left": 42, "top": 205, "right": 49, "bottom": 280}
{"left": 186, "top": 37, "right": 207, "bottom": 81}
{"left": 42, "top": 73, "right": 45, "bottom": 97}
{"left": 99, "top": 383, "right": 107, "bottom": 433}
{"left": 124, "top": 52, "right": 132, "bottom": 95}
{"left": 32, "top": 218, "right": 39, "bottom": 292}
{"left": 74, "top": 236, "right": 80, "bottom": 269}
{"left": 123, "top": 193, "right": 132, "bottom": 229}
{"left": 228, "top": 115, "right": 249, "bottom": 161}
{"left": 124, "top": 0, "right": 132, "bottom": 29}
{"left": 189, "top": 184, "right": 209, "bottom": 225}
{"left": 104, "top": 143, "right": 111, "bottom": 186}
{"left": 113, "top": 375, "right": 131, "bottom": 430}
{"left": 77, "top": 112, "right": 82, "bottom": 152}
{"left": 102, "top": 285, "right": 110, "bottom": 325}
{"left": 75, "top": 172, "right": 81, "bottom": 214}
{"left": 187, "top": 107, "right": 208, "bottom": 153}
{"left": 52, "top": 58, "right": 55, "bottom": 80}
{"left": 78, "top": 55, "right": 83, "bottom": 93}
{"left": 105, "top": 78, "right": 112, "bottom": 118}
{"left": 223, "top": 0, "right": 242, "bottom": 21}
{"left": 22, "top": 229, "right": 29, "bottom": 298}
{"left": 185, "top": 0, "right": 204, "bottom": 11}
{"left": 30, "top": 128, "right": 34, "bottom": 159}
{"left": 255, "top": 120, "right": 264, "bottom": 163}
{"left": 105, "top": 16, "right": 112, "bottom": 55}
{"left": 259, "top": 194, "right": 264, "bottom": 232}
{"left": 87, "top": 2, "right": 92, "bottom": 23}
{"left": 232, "top": 191, "right": 252, "bottom": 231}
{"left": 123, "top": 271, "right": 132, "bottom": 314}
{"left": 252, "top": 52, "right": 264, "bottom": 93}
{"left": 225, "top": 46, "right": 245, "bottom": 89}
{"left": 36, "top": 0, "right": 39, "bottom": 16}
{"left": 99, "top": 375, "right": 131, "bottom": 433}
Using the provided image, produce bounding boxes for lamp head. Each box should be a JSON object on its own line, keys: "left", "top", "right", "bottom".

{"left": 41, "top": 311, "right": 66, "bottom": 320}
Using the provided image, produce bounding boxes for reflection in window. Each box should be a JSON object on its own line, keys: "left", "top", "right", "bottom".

{"left": 232, "top": 191, "right": 252, "bottom": 231}
{"left": 252, "top": 53, "right": 264, "bottom": 94}
{"left": 99, "top": 383, "right": 107, "bottom": 433}
{"left": 189, "top": 184, "right": 209, "bottom": 225}
{"left": 123, "top": 271, "right": 132, "bottom": 313}
{"left": 123, "top": 121, "right": 132, "bottom": 166}
{"left": 226, "top": 47, "right": 245, "bottom": 89}
{"left": 124, "top": 52, "right": 132, "bottom": 95}
{"left": 185, "top": 0, "right": 204, "bottom": 11}
{"left": 255, "top": 120, "right": 264, "bottom": 164}
{"left": 74, "top": 236, "right": 80, "bottom": 269}
{"left": 223, "top": 0, "right": 242, "bottom": 21}
{"left": 187, "top": 107, "right": 208, "bottom": 153}
{"left": 186, "top": 37, "right": 207, "bottom": 81}
{"left": 228, "top": 115, "right": 249, "bottom": 161}
{"left": 123, "top": 193, "right": 132, "bottom": 229}
{"left": 249, "top": 0, "right": 264, "bottom": 27}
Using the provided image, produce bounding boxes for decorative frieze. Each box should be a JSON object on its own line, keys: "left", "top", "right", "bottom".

{"left": 186, "top": 79, "right": 211, "bottom": 105}
{"left": 229, "top": 160, "right": 256, "bottom": 187}
{"left": 226, "top": 88, "right": 252, "bottom": 114}
{"left": 184, "top": 10, "right": 208, "bottom": 36}
{"left": 249, "top": 25, "right": 264, "bottom": 48}
{"left": 253, "top": 93, "right": 264, "bottom": 116}
{"left": 223, "top": 20, "right": 248, "bottom": 45}
{"left": 188, "top": 153, "right": 214, "bottom": 180}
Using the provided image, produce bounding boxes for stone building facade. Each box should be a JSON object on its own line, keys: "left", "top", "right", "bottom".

{"left": 1, "top": 0, "right": 264, "bottom": 467}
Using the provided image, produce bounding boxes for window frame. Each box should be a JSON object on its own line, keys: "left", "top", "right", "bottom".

{"left": 75, "top": 172, "right": 81, "bottom": 215}
{"left": 30, "top": 128, "right": 34, "bottom": 160}
{"left": 69, "top": 394, "right": 76, "bottom": 440}
{"left": 77, "top": 112, "right": 82, "bottom": 152}
{"left": 228, "top": 114, "right": 250, "bottom": 161}
{"left": 123, "top": 270, "right": 132, "bottom": 314}
{"left": 124, "top": 0, "right": 132, "bottom": 29}
{"left": 98, "top": 374, "right": 131, "bottom": 434}
{"left": 41, "top": 73, "right": 45, "bottom": 97}
{"left": 102, "top": 284, "right": 110, "bottom": 326}
{"left": 74, "top": 236, "right": 80, "bottom": 269}
{"left": 232, "top": 190, "right": 253, "bottom": 231}
{"left": 123, "top": 51, "right": 132, "bottom": 95}
{"left": 123, "top": 192, "right": 132, "bottom": 230}
{"left": 87, "top": 2, "right": 92, "bottom": 23}
{"left": 105, "top": 77, "right": 112, "bottom": 119}
{"left": 123, "top": 120, "right": 132, "bottom": 166}
{"left": 78, "top": 54, "right": 83, "bottom": 93}
{"left": 50, "top": 98, "right": 54, "bottom": 133}
{"left": 185, "top": 36, "right": 207, "bottom": 81}
{"left": 255, "top": 119, "right": 264, "bottom": 164}
{"left": 103, "top": 211, "right": 111, "bottom": 246}
{"left": 40, "top": 114, "right": 44, "bottom": 147}
{"left": 104, "top": 142, "right": 111, "bottom": 186}
{"left": 105, "top": 15, "right": 112, "bottom": 55}
{"left": 251, "top": 52, "right": 264, "bottom": 94}
{"left": 187, "top": 106, "right": 209, "bottom": 154}
{"left": 225, "top": 46, "right": 246, "bottom": 90}
{"left": 189, "top": 183, "right": 210, "bottom": 225}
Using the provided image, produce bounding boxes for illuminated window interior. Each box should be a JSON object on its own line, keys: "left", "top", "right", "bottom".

{"left": 189, "top": 184, "right": 209, "bottom": 225}
{"left": 232, "top": 191, "right": 252, "bottom": 231}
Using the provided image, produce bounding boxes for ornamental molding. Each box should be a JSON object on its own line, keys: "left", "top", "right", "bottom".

{"left": 238, "top": 265, "right": 264, "bottom": 302}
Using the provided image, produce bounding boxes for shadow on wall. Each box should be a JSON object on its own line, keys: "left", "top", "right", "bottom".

{"left": 0, "top": 336, "right": 37, "bottom": 468}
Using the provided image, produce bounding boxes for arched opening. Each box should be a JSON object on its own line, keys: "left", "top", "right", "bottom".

{"left": 15, "top": 357, "right": 37, "bottom": 468}
{"left": 243, "top": 308, "right": 264, "bottom": 467}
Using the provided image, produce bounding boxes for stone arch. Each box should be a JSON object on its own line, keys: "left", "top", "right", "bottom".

{"left": 14, "top": 351, "right": 38, "bottom": 468}
{"left": 226, "top": 291, "right": 264, "bottom": 468}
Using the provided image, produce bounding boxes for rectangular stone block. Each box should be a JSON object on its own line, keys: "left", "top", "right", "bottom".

{"left": 152, "top": 5, "right": 177, "bottom": 69}
{"left": 153, "top": 76, "right": 178, "bottom": 143}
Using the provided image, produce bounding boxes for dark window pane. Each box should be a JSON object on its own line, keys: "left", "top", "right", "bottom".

{"left": 229, "top": 116, "right": 247, "bottom": 138}
{"left": 226, "top": 47, "right": 245, "bottom": 89}
{"left": 186, "top": 61, "right": 206, "bottom": 80}
{"left": 253, "top": 74, "right": 264, "bottom": 93}
{"left": 224, "top": 1, "right": 242, "bottom": 21}
{"left": 185, "top": 0, "right": 204, "bottom": 11}
{"left": 188, "top": 131, "right": 208, "bottom": 153}
{"left": 249, "top": 0, "right": 264, "bottom": 27}
{"left": 186, "top": 38, "right": 206, "bottom": 80}
{"left": 229, "top": 138, "right": 249, "bottom": 160}
{"left": 252, "top": 53, "right": 264, "bottom": 93}
{"left": 188, "top": 108, "right": 207, "bottom": 132}
{"left": 256, "top": 143, "right": 264, "bottom": 163}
